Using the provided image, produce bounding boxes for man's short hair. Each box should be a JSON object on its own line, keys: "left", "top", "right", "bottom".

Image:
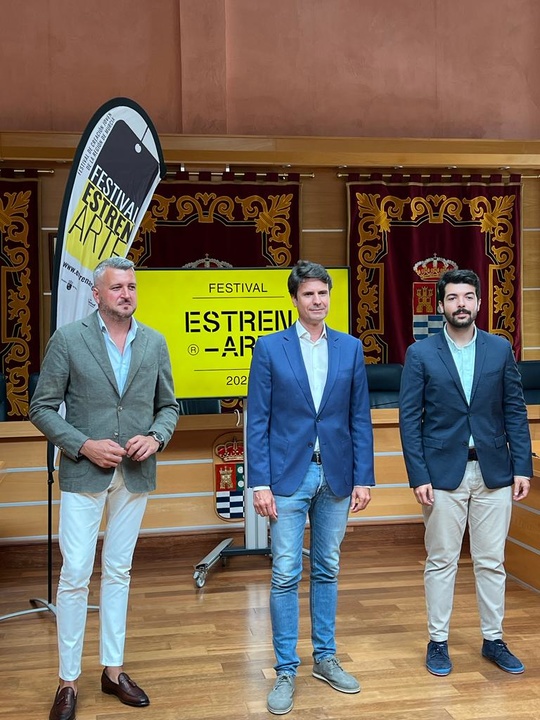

{"left": 437, "top": 268, "right": 481, "bottom": 303}
{"left": 287, "top": 260, "right": 333, "bottom": 297}
{"left": 93, "top": 257, "right": 135, "bottom": 285}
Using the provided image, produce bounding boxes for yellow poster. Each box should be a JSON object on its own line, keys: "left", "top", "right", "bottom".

{"left": 136, "top": 267, "right": 350, "bottom": 398}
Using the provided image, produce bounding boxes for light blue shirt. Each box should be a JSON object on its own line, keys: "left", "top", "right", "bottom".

{"left": 97, "top": 313, "right": 138, "bottom": 395}
{"left": 444, "top": 323, "right": 476, "bottom": 447}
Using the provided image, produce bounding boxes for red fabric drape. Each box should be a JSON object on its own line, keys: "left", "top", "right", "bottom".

{"left": 0, "top": 175, "right": 40, "bottom": 419}
{"left": 129, "top": 175, "right": 301, "bottom": 269}
{"left": 347, "top": 174, "right": 522, "bottom": 363}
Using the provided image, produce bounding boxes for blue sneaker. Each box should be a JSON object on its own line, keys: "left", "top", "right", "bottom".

{"left": 426, "top": 640, "right": 453, "bottom": 676}
{"left": 482, "top": 639, "right": 525, "bottom": 674}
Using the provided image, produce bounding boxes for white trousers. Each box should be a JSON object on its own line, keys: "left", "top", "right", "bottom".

{"left": 423, "top": 461, "right": 512, "bottom": 642}
{"left": 56, "top": 467, "right": 148, "bottom": 680}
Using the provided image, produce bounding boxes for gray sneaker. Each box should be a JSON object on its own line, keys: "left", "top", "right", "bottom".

{"left": 312, "top": 656, "right": 360, "bottom": 693}
{"left": 267, "top": 674, "right": 295, "bottom": 715}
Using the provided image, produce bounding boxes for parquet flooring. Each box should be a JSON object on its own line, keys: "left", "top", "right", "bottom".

{"left": 1, "top": 525, "right": 540, "bottom": 719}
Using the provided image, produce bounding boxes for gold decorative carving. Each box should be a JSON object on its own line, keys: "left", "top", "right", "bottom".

{"left": 351, "top": 183, "right": 519, "bottom": 362}
{"left": 0, "top": 187, "right": 34, "bottom": 418}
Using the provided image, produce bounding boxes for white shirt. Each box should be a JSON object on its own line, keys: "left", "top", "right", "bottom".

{"left": 252, "top": 320, "right": 328, "bottom": 492}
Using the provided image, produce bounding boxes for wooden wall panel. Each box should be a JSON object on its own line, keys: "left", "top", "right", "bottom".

{"left": 0, "top": 505, "right": 58, "bottom": 540}
{"left": 301, "top": 232, "right": 347, "bottom": 267}
{"left": 0, "top": 470, "right": 57, "bottom": 503}
{"left": 522, "top": 230, "right": 540, "bottom": 287}
{"left": 522, "top": 177, "right": 540, "bottom": 227}
{"left": 505, "top": 542, "right": 540, "bottom": 591}
{"left": 373, "top": 455, "right": 408, "bottom": 485}
{"left": 301, "top": 171, "right": 346, "bottom": 229}
{"left": 509, "top": 506, "right": 540, "bottom": 548}
{"left": 523, "top": 291, "right": 540, "bottom": 347}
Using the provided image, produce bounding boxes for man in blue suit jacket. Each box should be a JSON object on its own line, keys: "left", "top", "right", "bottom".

{"left": 247, "top": 260, "right": 374, "bottom": 715}
{"left": 399, "top": 268, "right": 532, "bottom": 678}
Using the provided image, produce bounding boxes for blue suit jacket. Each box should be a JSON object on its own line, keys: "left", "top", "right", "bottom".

{"left": 246, "top": 324, "right": 374, "bottom": 497}
{"left": 399, "top": 328, "right": 532, "bottom": 490}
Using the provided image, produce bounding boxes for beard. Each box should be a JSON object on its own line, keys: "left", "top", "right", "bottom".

{"left": 444, "top": 308, "right": 476, "bottom": 329}
{"left": 100, "top": 301, "right": 136, "bottom": 322}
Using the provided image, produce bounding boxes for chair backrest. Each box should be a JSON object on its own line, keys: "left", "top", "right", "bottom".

{"left": 365, "top": 363, "right": 403, "bottom": 409}
{"left": 517, "top": 360, "right": 540, "bottom": 405}
{"left": 0, "top": 374, "right": 7, "bottom": 421}
{"left": 178, "top": 398, "right": 222, "bottom": 415}
{"left": 28, "top": 371, "right": 40, "bottom": 403}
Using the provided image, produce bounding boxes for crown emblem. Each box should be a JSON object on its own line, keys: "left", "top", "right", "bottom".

{"left": 215, "top": 437, "right": 244, "bottom": 462}
{"left": 413, "top": 254, "right": 458, "bottom": 281}
{"left": 182, "top": 253, "right": 233, "bottom": 269}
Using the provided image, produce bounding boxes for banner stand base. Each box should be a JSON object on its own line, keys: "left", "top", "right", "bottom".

{"left": 0, "top": 599, "right": 99, "bottom": 623}
{"left": 192, "top": 538, "right": 271, "bottom": 588}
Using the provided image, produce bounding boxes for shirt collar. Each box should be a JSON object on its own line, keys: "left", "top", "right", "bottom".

{"left": 97, "top": 312, "right": 138, "bottom": 337}
{"left": 443, "top": 323, "right": 477, "bottom": 350}
{"left": 295, "top": 319, "right": 327, "bottom": 341}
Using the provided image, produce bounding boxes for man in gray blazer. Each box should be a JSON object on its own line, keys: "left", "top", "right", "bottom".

{"left": 30, "top": 257, "right": 178, "bottom": 720}
{"left": 399, "top": 268, "right": 532, "bottom": 678}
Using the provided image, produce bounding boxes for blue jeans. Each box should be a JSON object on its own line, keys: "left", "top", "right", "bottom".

{"left": 270, "top": 463, "right": 350, "bottom": 675}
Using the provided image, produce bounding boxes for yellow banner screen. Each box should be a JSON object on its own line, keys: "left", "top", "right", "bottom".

{"left": 136, "top": 268, "right": 350, "bottom": 398}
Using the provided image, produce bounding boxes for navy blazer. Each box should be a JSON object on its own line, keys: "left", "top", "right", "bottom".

{"left": 246, "top": 324, "right": 374, "bottom": 497}
{"left": 399, "top": 328, "right": 532, "bottom": 490}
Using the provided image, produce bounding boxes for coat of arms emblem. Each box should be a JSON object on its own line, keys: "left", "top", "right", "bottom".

{"left": 412, "top": 254, "right": 458, "bottom": 341}
{"left": 213, "top": 433, "right": 245, "bottom": 521}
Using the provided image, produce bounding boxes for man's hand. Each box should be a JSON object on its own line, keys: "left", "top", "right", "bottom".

{"left": 125, "top": 434, "right": 160, "bottom": 462}
{"left": 80, "top": 439, "right": 126, "bottom": 468}
{"left": 414, "top": 483, "right": 434, "bottom": 506}
{"left": 350, "top": 486, "right": 371, "bottom": 512}
{"left": 513, "top": 476, "right": 530, "bottom": 501}
{"left": 253, "top": 488, "right": 278, "bottom": 520}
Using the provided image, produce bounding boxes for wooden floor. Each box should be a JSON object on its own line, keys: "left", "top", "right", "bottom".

{"left": 1, "top": 525, "right": 540, "bottom": 720}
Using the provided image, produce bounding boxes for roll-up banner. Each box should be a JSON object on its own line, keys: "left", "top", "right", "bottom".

{"left": 52, "top": 97, "right": 166, "bottom": 331}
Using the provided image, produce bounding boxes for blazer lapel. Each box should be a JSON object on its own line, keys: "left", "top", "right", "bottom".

{"left": 318, "top": 328, "right": 339, "bottom": 412}
{"left": 81, "top": 312, "right": 119, "bottom": 395}
{"left": 436, "top": 331, "right": 468, "bottom": 404}
{"left": 282, "top": 325, "right": 315, "bottom": 411}
{"left": 121, "top": 324, "right": 148, "bottom": 398}
{"left": 470, "top": 329, "right": 487, "bottom": 402}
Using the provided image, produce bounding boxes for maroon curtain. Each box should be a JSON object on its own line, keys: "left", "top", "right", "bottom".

{"left": 0, "top": 173, "right": 41, "bottom": 419}
{"left": 347, "top": 174, "right": 522, "bottom": 364}
{"left": 129, "top": 173, "right": 301, "bottom": 269}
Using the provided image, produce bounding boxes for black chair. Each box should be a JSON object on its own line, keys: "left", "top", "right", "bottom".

{"left": 28, "top": 371, "right": 40, "bottom": 404}
{"left": 517, "top": 360, "right": 540, "bottom": 405}
{"left": 0, "top": 374, "right": 7, "bottom": 421}
{"left": 178, "top": 398, "right": 222, "bottom": 415}
{"left": 365, "top": 363, "right": 403, "bottom": 409}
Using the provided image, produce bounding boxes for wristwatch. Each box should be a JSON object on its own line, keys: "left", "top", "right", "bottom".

{"left": 147, "top": 431, "right": 165, "bottom": 452}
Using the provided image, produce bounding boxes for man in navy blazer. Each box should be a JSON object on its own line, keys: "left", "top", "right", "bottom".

{"left": 247, "top": 260, "right": 374, "bottom": 715}
{"left": 399, "top": 268, "right": 532, "bottom": 678}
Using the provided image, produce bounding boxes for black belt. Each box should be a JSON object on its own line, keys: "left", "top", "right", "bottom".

{"left": 311, "top": 451, "right": 322, "bottom": 464}
{"left": 467, "top": 447, "right": 478, "bottom": 462}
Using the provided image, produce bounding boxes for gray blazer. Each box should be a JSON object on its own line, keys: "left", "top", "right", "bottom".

{"left": 30, "top": 311, "right": 179, "bottom": 493}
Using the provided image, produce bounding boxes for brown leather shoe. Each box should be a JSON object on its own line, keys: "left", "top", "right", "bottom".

{"left": 101, "top": 670, "right": 150, "bottom": 707}
{"left": 49, "top": 686, "right": 77, "bottom": 720}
